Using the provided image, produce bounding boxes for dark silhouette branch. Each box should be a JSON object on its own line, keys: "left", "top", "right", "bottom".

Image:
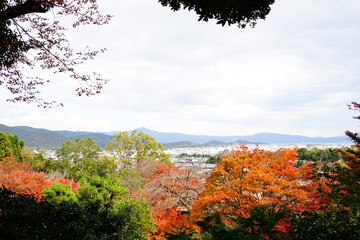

{"left": 0, "top": 0, "right": 52, "bottom": 22}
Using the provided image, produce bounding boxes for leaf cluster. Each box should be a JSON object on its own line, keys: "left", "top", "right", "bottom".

{"left": 158, "top": 0, "right": 275, "bottom": 28}
{"left": 0, "top": 132, "right": 24, "bottom": 161}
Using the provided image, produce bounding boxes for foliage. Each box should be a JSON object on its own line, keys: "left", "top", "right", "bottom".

{"left": 106, "top": 130, "right": 171, "bottom": 169}
{"left": 143, "top": 164, "right": 204, "bottom": 239}
{"left": 0, "top": 132, "right": 24, "bottom": 161}
{"left": 290, "top": 208, "right": 360, "bottom": 240}
{"left": 288, "top": 102, "right": 360, "bottom": 239}
{"left": 0, "top": 0, "right": 111, "bottom": 106}
{"left": 192, "top": 146, "right": 311, "bottom": 223}
{"left": 144, "top": 164, "right": 204, "bottom": 212}
{"left": 206, "top": 154, "right": 221, "bottom": 164}
{"left": 330, "top": 101, "right": 360, "bottom": 209}
{"left": 297, "top": 147, "right": 342, "bottom": 164}
{"left": 76, "top": 175, "right": 129, "bottom": 207}
{"left": 196, "top": 206, "right": 290, "bottom": 240}
{"left": 0, "top": 188, "right": 153, "bottom": 240}
{"left": 114, "top": 197, "right": 155, "bottom": 239}
{"left": 42, "top": 181, "right": 77, "bottom": 203}
{"left": 158, "top": 0, "right": 275, "bottom": 28}
{"left": 152, "top": 206, "right": 200, "bottom": 240}
{"left": 0, "top": 157, "right": 154, "bottom": 239}
{"left": 28, "top": 151, "right": 60, "bottom": 173}
{"left": 118, "top": 166, "right": 145, "bottom": 190}
{"left": 0, "top": 158, "right": 79, "bottom": 199}
{"left": 56, "top": 138, "right": 111, "bottom": 181}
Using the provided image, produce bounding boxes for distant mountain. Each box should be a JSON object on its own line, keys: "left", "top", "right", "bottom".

{"left": 0, "top": 124, "right": 112, "bottom": 149}
{"left": 204, "top": 140, "right": 232, "bottom": 146}
{"left": 237, "top": 132, "right": 349, "bottom": 144}
{"left": 128, "top": 128, "right": 348, "bottom": 144}
{"left": 132, "top": 127, "right": 266, "bottom": 144}
{"left": 56, "top": 130, "right": 112, "bottom": 148}
{"left": 0, "top": 124, "right": 350, "bottom": 150}
{"left": 0, "top": 124, "right": 68, "bottom": 149}
{"left": 162, "top": 141, "right": 204, "bottom": 149}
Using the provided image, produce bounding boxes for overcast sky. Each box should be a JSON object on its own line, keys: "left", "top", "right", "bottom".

{"left": 1, "top": 0, "right": 359, "bottom": 137}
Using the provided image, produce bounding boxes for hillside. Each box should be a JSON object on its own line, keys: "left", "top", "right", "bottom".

{"left": 0, "top": 124, "right": 113, "bottom": 149}
{"left": 0, "top": 124, "right": 68, "bottom": 149}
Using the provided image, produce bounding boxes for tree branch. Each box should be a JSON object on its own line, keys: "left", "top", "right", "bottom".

{"left": 0, "top": 0, "right": 51, "bottom": 22}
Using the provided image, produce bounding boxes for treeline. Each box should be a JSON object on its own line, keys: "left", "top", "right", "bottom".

{"left": 1, "top": 117, "right": 360, "bottom": 239}
{"left": 177, "top": 148, "right": 343, "bottom": 165}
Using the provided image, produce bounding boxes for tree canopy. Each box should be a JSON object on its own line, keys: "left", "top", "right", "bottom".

{"left": 158, "top": 0, "right": 275, "bottom": 27}
{"left": 0, "top": 132, "right": 24, "bottom": 161}
{"left": 106, "top": 130, "right": 171, "bottom": 169}
{"left": 0, "top": 0, "right": 111, "bottom": 106}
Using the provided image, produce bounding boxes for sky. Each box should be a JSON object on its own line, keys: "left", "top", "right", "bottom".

{"left": 1, "top": 0, "right": 360, "bottom": 137}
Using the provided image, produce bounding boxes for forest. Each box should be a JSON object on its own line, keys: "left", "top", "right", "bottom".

{"left": 1, "top": 103, "right": 360, "bottom": 240}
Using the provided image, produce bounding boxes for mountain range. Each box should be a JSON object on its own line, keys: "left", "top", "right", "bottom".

{"left": 0, "top": 124, "right": 350, "bottom": 149}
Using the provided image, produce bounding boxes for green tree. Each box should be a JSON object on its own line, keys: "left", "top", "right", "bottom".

{"left": 106, "top": 130, "right": 171, "bottom": 169}
{"left": 56, "top": 138, "right": 108, "bottom": 181}
{"left": 0, "top": 187, "right": 154, "bottom": 240}
{"left": 29, "top": 152, "right": 60, "bottom": 173}
{"left": 297, "top": 148, "right": 342, "bottom": 163}
{"left": 42, "top": 181, "right": 77, "bottom": 203}
{"left": 0, "top": 132, "right": 24, "bottom": 161}
{"left": 76, "top": 175, "right": 130, "bottom": 207}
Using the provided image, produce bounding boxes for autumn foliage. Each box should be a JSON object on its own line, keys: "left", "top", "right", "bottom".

{"left": 144, "top": 164, "right": 204, "bottom": 239}
{"left": 192, "top": 146, "right": 313, "bottom": 222}
{"left": 0, "top": 158, "right": 79, "bottom": 199}
{"left": 151, "top": 206, "right": 200, "bottom": 240}
{"left": 144, "top": 164, "right": 204, "bottom": 211}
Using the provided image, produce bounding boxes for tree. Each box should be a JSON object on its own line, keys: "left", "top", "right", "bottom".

{"left": 0, "top": 132, "right": 24, "bottom": 161}
{"left": 144, "top": 164, "right": 204, "bottom": 240}
{"left": 334, "top": 102, "right": 360, "bottom": 208}
{"left": 0, "top": 0, "right": 111, "bottom": 106}
{"left": 192, "top": 146, "right": 312, "bottom": 223}
{"left": 144, "top": 164, "right": 204, "bottom": 212}
{"left": 76, "top": 175, "right": 129, "bottom": 207}
{"left": 151, "top": 206, "right": 201, "bottom": 240}
{"left": 158, "top": 0, "right": 276, "bottom": 28}
{"left": 118, "top": 158, "right": 160, "bottom": 190}
{"left": 42, "top": 181, "right": 77, "bottom": 203}
{"left": 297, "top": 148, "right": 342, "bottom": 163}
{"left": 56, "top": 138, "right": 108, "bottom": 181}
{"left": 105, "top": 130, "right": 171, "bottom": 169}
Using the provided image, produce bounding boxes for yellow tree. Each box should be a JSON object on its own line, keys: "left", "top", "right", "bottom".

{"left": 105, "top": 130, "right": 171, "bottom": 169}
{"left": 192, "top": 146, "right": 312, "bottom": 221}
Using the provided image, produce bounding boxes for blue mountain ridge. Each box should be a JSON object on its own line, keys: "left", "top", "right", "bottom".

{"left": 0, "top": 124, "right": 350, "bottom": 149}
{"left": 102, "top": 127, "right": 350, "bottom": 144}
